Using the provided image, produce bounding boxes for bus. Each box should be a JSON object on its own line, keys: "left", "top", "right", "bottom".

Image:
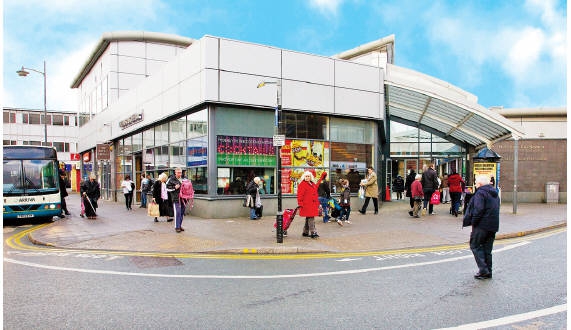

{"left": 3, "top": 145, "right": 62, "bottom": 222}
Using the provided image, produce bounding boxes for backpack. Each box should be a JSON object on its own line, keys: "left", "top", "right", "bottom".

{"left": 179, "top": 179, "right": 195, "bottom": 209}
{"left": 130, "top": 181, "right": 135, "bottom": 191}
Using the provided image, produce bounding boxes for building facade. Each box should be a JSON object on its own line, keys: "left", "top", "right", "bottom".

{"left": 68, "top": 31, "right": 541, "bottom": 218}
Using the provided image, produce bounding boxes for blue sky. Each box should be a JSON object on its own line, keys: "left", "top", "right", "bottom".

{"left": 3, "top": 0, "right": 567, "bottom": 112}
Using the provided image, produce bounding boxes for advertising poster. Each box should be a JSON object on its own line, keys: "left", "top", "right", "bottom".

{"left": 473, "top": 162, "right": 497, "bottom": 181}
{"left": 283, "top": 139, "right": 329, "bottom": 168}
{"left": 216, "top": 135, "right": 275, "bottom": 167}
{"left": 281, "top": 167, "right": 328, "bottom": 194}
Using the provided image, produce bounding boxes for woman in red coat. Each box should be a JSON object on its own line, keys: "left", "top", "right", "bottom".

{"left": 447, "top": 171, "right": 465, "bottom": 217}
{"left": 297, "top": 170, "right": 327, "bottom": 238}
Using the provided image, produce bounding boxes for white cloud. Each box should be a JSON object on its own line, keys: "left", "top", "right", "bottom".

{"left": 308, "top": 0, "right": 344, "bottom": 17}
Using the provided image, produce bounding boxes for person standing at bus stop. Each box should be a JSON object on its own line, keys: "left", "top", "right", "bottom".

{"left": 58, "top": 169, "right": 70, "bottom": 218}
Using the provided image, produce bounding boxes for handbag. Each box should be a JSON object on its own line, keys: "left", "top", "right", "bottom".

{"left": 430, "top": 191, "right": 441, "bottom": 205}
{"left": 243, "top": 195, "right": 253, "bottom": 208}
{"left": 148, "top": 201, "right": 160, "bottom": 217}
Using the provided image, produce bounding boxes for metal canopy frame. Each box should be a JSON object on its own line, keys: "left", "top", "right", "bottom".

{"left": 384, "top": 64, "right": 525, "bottom": 150}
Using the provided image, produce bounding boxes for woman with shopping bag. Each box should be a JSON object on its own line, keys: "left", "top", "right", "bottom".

{"left": 358, "top": 167, "right": 379, "bottom": 215}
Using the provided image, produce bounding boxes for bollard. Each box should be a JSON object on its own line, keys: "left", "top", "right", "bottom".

{"left": 276, "top": 211, "right": 284, "bottom": 243}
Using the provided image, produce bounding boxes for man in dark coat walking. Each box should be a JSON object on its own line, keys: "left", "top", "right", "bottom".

{"left": 463, "top": 174, "right": 500, "bottom": 280}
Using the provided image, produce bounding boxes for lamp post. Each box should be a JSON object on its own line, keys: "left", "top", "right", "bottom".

{"left": 257, "top": 79, "right": 284, "bottom": 243}
{"left": 17, "top": 60, "right": 47, "bottom": 145}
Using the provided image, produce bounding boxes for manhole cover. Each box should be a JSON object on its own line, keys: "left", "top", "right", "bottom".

{"left": 129, "top": 256, "right": 183, "bottom": 269}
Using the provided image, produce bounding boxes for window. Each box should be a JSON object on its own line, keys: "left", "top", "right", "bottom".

{"left": 52, "top": 142, "right": 70, "bottom": 152}
{"left": 52, "top": 115, "right": 64, "bottom": 126}
{"left": 3, "top": 111, "right": 15, "bottom": 123}
{"left": 42, "top": 114, "right": 52, "bottom": 125}
{"left": 29, "top": 113, "right": 41, "bottom": 125}
{"left": 22, "top": 113, "right": 28, "bottom": 124}
{"left": 283, "top": 112, "right": 328, "bottom": 140}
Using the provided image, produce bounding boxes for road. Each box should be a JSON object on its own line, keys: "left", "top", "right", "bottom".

{"left": 4, "top": 224, "right": 566, "bottom": 329}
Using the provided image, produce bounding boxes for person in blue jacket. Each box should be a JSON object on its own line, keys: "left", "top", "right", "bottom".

{"left": 463, "top": 174, "right": 500, "bottom": 280}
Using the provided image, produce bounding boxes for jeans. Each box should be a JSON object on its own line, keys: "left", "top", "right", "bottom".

{"left": 470, "top": 227, "right": 496, "bottom": 274}
{"left": 249, "top": 207, "right": 257, "bottom": 220}
{"left": 442, "top": 188, "right": 450, "bottom": 203}
{"left": 340, "top": 206, "right": 351, "bottom": 221}
{"left": 173, "top": 201, "right": 186, "bottom": 229}
{"left": 450, "top": 192, "right": 462, "bottom": 213}
{"left": 318, "top": 196, "right": 330, "bottom": 222}
{"left": 140, "top": 191, "right": 148, "bottom": 207}
{"left": 422, "top": 189, "right": 435, "bottom": 213}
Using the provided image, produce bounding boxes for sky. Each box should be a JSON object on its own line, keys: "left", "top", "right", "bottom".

{"left": 2, "top": 0, "right": 567, "bottom": 112}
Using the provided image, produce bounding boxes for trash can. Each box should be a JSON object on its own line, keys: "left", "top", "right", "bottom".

{"left": 545, "top": 182, "right": 559, "bottom": 203}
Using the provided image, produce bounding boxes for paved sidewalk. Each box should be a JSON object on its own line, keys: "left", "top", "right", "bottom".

{"left": 28, "top": 193, "right": 566, "bottom": 254}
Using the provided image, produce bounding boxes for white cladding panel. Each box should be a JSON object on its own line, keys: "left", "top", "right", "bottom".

{"left": 335, "top": 87, "right": 383, "bottom": 119}
{"left": 283, "top": 80, "right": 334, "bottom": 113}
{"left": 218, "top": 71, "right": 274, "bottom": 106}
{"left": 219, "top": 39, "right": 281, "bottom": 77}
{"left": 162, "top": 57, "right": 181, "bottom": 90}
{"left": 179, "top": 39, "right": 204, "bottom": 79}
{"left": 163, "top": 86, "right": 180, "bottom": 115}
{"left": 118, "top": 55, "right": 146, "bottom": 74}
{"left": 146, "top": 42, "right": 179, "bottom": 61}
{"left": 117, "top": 41, "right": 146, "bottom": 57}
{"left": 282, "top": 50, "right": 334, "bottom": 85}
{"left": 335, "top": 60, "right": 381, "bottom": 92}
{"left": 202, "top": 36, "right": 220, "bottom": 69}
{"left": 180, "top": 72, "right": 205, "bottom": 108}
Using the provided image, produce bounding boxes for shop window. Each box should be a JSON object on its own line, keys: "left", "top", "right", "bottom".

{"left": 170, "top": 117, "right": 186, "bottom": 143}
{"left": 187, "top": 166, "right": 207, "bottom": 194}
{"left": 330, "top": 142, "right": 371, "bottom": 192}
{"left": 283, "top": 112, "right": 328, "bottom": 140}
{"left": 330, "top": 117, "right": 374, "bottom": 144}
{"left": 155, "top": 123, "right": 169, "bottom": 146}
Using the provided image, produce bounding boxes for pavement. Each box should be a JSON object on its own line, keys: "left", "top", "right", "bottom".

{"left": 27, "top": 192, "right": 567, "bottom": 254}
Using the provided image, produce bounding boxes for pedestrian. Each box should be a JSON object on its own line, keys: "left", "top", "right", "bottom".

{"left": 408, "top": 174, "right": 423, "bottom": 218}
{"left": 297, "top": 170, "right": 327, "bottom": 238}
{"left": 318, "top": 176, "right": 331, "bottom": 223}
{"left": 152, "top": 172, "right": 173, "bottom": 223}
{"left": 392, "top": 175, "right": 405, "bottom": 200}
{"left": 463, "top": 174, "right": 500, "bottom": 280}
{"left": 245, "top": 177, "right": 262, "bottom": 220}
{"left": 447, "top": 171, "right": 465, "bottom": 217}
{"left": 81, "top": 173, "right": 100, "bottom": 219}
{"left": 139, "top": 173, "right": 150, "bottom": 208}
{"left": 58, "top": 169, "right": 70, "bottom": 218}
{"left": 441, "top": 173, "right": 450, "bottom": 204}
{"left": 405, "top": 168, "right": 416, "bottom": 212}
{"left": 338, "top": 179, "right": 351, "bottom": 224}
{"left": 421, "top": 163, "right": 439, "bottom": 215}
{"left": 166, "top": 167, "right": 186, "bottom": 233}
{"left": 358, "top": 166, "right": 379, "bottom": 215}
{"left": 120, "top": 175, "right": 135, "bottom": 210}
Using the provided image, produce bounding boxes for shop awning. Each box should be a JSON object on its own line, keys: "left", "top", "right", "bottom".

{"left": 384, "top": 64, "right": 525, "bottom": 149}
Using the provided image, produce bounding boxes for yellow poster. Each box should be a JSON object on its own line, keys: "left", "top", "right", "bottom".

{"left": 473, "top": 162, "right": 496, "bottom": 179}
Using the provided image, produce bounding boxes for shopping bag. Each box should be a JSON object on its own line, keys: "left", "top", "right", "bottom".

{"left": 358, "top": 186, "right": 365, "bottom": 199}
{"left": 148, "top": 201, "right": 160, "bottom": 217}
{"left": 430, "top": 191, "right": 441, "bottom": 205}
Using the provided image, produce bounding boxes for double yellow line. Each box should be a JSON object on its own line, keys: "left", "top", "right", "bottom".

{"left": 4, "top": 224, "right": 565, "bottom": 260}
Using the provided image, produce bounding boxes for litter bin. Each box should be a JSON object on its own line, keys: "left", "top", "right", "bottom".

{"left": 545, "top": 182, "right": 559, "bottom": 203}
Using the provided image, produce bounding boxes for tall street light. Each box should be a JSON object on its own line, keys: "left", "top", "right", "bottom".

{"left": 257, "top": 79, "right": 284, "bottom": 243}
{"left": 17, "top": 60, "right": 47, "bottom": 145}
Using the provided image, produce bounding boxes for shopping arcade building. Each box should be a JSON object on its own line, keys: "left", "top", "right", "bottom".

{"left": 73, "top": 32, "right": 525, "bottom": 218}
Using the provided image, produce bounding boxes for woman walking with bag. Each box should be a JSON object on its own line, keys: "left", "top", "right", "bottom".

{"left": 245, "top": 177, "right": 262, "bottom": 220}
{"left": 151, "top": 173, "right": 173, "bottom": 222}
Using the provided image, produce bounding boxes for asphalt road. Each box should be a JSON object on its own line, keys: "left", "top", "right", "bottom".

{"left": 3, "top": 225, "right": 567, "bottom": 329}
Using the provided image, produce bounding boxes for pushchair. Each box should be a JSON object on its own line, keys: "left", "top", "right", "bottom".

{"left": 328, "top": 198, "right": 342, "bottom": 219}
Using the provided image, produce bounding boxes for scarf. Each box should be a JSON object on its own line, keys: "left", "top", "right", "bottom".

{"left": 161, "top": 182, "right": 168, "bottom": 200}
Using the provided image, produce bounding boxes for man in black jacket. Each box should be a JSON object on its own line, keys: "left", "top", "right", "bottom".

{"left": 463, "top": 175, "right": 500, "bottom": 280}
{"left": 166, "top": 168, "right": 184, "bottom": 232}
{"left": 318, "top": 177, "right": 331, "bottom": 223}
{"left": 421, "top": 163, "right": 439, "bottom": 215}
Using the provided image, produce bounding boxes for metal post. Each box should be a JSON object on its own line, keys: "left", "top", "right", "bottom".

{"left": 276, "top": 80, "right": 283, "bottom": 243}
{"left": 513, "top": 138, "right": 518, "bottom": 214}
{"left": 43, "top": 60, "right": 47, "bottom": 145}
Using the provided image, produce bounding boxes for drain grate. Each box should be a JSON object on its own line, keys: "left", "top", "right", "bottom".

{"left": 129, "top": 256, "right": 183, "bottom": 269}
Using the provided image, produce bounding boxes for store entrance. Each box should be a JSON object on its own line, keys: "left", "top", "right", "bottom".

{"left": 218, "top": 167, "right": 275, "bottom": 195}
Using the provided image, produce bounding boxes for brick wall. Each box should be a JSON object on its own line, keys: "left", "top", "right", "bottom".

{"left": 493, "top": 139, "right": 567, "bottom": 200}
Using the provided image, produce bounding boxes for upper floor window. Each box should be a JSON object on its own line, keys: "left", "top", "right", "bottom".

{"left": 3, "top": 111, "right": 15, "bottom": 123}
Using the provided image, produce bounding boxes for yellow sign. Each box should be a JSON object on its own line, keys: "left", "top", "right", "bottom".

{"left": 473, "top": 162, "right": 496, "bottom": 179}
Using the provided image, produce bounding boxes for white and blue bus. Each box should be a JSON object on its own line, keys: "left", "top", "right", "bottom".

{"left": 3, "top": 145, "right": 62, "bottom": 222}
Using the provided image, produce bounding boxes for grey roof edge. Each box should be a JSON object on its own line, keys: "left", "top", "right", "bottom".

{"left": 332, "top": 34, "right": 395, "bottom": 60}
{"left": 385, "top": 63, "right": 526, "bottom": 141}
{"left": 70, "top": 31, "right": 195, "bottom": 88}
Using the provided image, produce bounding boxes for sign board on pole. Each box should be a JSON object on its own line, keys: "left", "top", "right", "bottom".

{"left": 96, "top": 144, "right": 110, "bottom": 160}
{"left": 273, "top": 135, "right": 285, "bottom": 147}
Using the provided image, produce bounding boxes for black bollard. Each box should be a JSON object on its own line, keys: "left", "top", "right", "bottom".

{"left": 276, "top": 211, "right": 283, "bottom": 243}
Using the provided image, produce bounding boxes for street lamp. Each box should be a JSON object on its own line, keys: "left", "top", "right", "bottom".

{"left": 257, "top": 79, "right": 284, "bottom": 243}
{"left": 17, "top": 60, "right": 47, "bottom": 144}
